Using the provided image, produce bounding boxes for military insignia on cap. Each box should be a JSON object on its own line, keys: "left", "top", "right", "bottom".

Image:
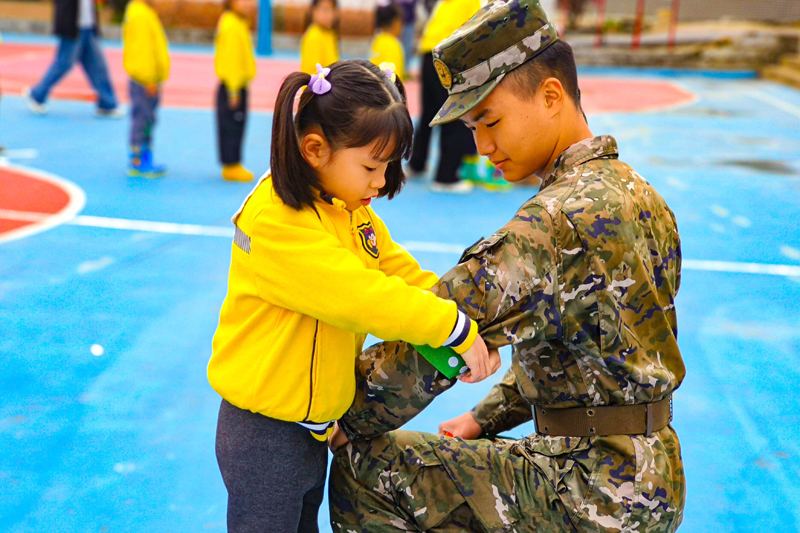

{"left": 433, "top": 59, "right": 452, "bottom": 90}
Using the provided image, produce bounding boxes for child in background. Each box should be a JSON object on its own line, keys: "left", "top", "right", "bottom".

{"left": 122, "top": 0, "right": 169, "bottom": 178}
{"left": 408, "top": 0, "right": 481, "bottom": 193}
{"left": 370, "top": 0, "right": 405, "bottom": 81}
{"left": 209, "top": 59, "right": 496, "bottom": 531}
{"left": 300, "top": 0, "right": 338, "bottom": 75}
{"left": 215, "top": 0, "right": 256, "bottom": 182}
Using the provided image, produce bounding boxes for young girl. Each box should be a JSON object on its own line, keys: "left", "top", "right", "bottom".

{"left": 300, "top": 0, "right": 339, "bottom": 75}
{"left": 370, "top": 0, "right": 405, "bottom": 81}
{"left": 209, "top": 59, "right": 494, "bottom": 532}
{"left": 214, "top": 0, "right": 256, "bottom": 182}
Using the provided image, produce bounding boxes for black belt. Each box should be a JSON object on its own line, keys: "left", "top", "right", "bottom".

{"left": 533, "top": 396, "right": 673, "bottom": 437}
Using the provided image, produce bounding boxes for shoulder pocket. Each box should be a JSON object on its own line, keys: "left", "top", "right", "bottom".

{"left": 459, "top": 231, "right": 508, "bottom": 264}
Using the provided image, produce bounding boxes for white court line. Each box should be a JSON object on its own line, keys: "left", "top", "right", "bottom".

{"left": 0, "top": 167, "right": 86, "bottom": 245}
{"left": 748, "top": 89, "right": 800, "bottom": 120}
{"left": 682, "top": 259, "right": 800, "bottom": 277}
{"left": 69, "top": 215, "right": 235, "bottom": 237}
{"left": 2, "top": 210, "right": 799, "bottom": 278}
{"left": 0, "top": 149, "right": 38, "bottom": 160}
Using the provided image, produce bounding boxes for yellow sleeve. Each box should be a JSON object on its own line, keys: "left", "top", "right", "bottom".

{"left": 324, "top": 29, "right": 339, "bottom": 66}
{"left": 216, "top": 14, "right": 256, "bottom": 95}
{"left": 248, "top": 204, "right": 462, "bottom": 348}
{"left": 154, "top": 15, "right": 170, "bottom": 82}
{"left": 301, "top": 25, "right": 338, "bottom": 74}
{"left": 392, "top": 37, "right": 405, "bottom": 81}
{"left": 300, "top": 26, "right": 320, "bottom": 74}
{"left": 215, "top": 15, "right": 241, "bottom": 94}
{"left": 370, "top": 209, "right": 437, "bottom": 289}
{"left": 123, "top": 4, "right": 157, "bottom": 85}
{"left": 371, "top": 35, "right": 405, "bottom": 80}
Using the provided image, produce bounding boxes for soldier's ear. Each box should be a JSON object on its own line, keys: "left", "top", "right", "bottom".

{"left": 541, "top": 78, "right": 564, "bottom": 114}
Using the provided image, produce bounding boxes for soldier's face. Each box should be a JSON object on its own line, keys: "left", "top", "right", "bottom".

{"left": 461, "top": 83, "right": 561, "bottom": 182}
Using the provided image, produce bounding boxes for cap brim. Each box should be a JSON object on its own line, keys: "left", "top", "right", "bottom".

{"left": 429, "top": 76, "right": 503, "bottom": 127}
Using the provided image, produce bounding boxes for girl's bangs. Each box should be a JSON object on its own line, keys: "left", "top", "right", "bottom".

{"left": 351, "top": 105, "right": 413, "bottom": 163}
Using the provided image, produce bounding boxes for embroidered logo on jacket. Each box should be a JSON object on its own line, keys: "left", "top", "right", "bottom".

{"left": 358, "top": 223, "right": 379, "bottom": 259}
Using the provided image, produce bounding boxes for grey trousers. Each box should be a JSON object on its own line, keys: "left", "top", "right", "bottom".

{"left": 129, "top": 80, "right": 160, "bottom": 147}
{"left": 215, "top": 400, "right": 328, "bottom": 533}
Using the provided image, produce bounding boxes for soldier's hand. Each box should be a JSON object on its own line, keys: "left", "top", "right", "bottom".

{"left": 328, "top": 421, "right": 350, "bottom": 452}
{"left": 439, "top": 412, "right": 483, "bottom": 440}
{"left": 458, "top": 334, "right": 499, "bottom": 383}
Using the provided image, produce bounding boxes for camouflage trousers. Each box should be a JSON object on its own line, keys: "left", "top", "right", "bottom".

{"left": 328, "top": 428, "right": 685, "bottom": 533}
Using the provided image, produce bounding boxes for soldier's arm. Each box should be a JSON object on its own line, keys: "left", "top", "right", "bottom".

{"left": 339, "top": 209, "right": 559, "bottom": 441}
{"left": 469, "top": 368, "right": 533, "bottom": 436}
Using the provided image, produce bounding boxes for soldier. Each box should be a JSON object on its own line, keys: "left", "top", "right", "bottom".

{"left": 327, "top": 0, "right": 687, "bottom": 531}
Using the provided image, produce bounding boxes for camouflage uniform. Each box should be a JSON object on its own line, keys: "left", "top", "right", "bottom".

{"left": 330, "top": 136, "right": 686, "bottom": 532}
{"left": 329, "top": 1, "right": 686, "bottom": 532}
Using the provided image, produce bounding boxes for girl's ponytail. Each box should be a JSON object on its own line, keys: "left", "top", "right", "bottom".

{"left": 271, "top": 72, "right": 318, "bottom": 210}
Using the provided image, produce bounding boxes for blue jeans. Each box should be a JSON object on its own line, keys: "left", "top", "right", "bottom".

{"left": 30, "top": 28, "right": 117, "bottom": 110}
{"left": 129, "top": 80, "right": 159, "bottom": 147}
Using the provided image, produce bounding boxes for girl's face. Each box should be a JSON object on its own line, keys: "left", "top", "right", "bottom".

{"left": 312, "top": 0, "right": 336, "bottom": 30}
{"left": 303, "top": 135, "right": 393, "bottom": 211}
{"left": 231, "top": 0, "right": 253, "bottom": 18}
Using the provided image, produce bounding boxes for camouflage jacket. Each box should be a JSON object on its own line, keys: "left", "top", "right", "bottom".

{"left": 338, "top": 136, "right": 687, "bottom": 529}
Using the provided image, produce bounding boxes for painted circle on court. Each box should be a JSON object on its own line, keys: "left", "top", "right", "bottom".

{"left": 0, "top": 165, "right": 86, "bottom": 244}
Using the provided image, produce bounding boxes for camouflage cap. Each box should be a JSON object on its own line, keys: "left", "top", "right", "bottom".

{"left": 429, "top": 0, "right": 559, "bottom": 126}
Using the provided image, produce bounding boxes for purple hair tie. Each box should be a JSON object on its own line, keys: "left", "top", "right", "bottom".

{"left": 309, "top": 63, "right": 332, "bottom": 95}
{"left": 379, "top": 62, "right": 397, "bottom": 83}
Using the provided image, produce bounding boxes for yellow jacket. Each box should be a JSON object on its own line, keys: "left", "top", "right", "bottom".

{"left": 122, "top": 0, "right": 169, "bottom": 85}
{"left": 300, "top": 24, "right": 339, "bottom": 75}
{"left": 370, "top": 32, "right": 405, "bottom": 81}
{"left": 419, "top": 0, "right": 481, "bottom": 53}
{"left": 215, "top": 11, "right": 256, "bottom": 96}
{"left": 208, "top": 176, "right": 477, "bottom": 424}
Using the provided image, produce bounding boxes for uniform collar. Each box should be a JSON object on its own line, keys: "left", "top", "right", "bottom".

{"left": 318, "top": 191, "right": 349, "bottom": 211}
{"left": 539, "top": 135, "right": 619, "bottom": 192}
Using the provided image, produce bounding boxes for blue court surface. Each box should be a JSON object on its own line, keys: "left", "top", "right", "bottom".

{"left": 1, "top": 54, "right": 799, "bottom": 532}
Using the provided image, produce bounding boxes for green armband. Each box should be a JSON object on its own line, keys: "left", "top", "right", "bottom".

{"left": 412, "top": 344, "right": 468, "bottom": 380}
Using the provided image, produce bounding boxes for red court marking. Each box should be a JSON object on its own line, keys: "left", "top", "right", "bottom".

{"left": 0, "top": 166, "right": 86, "bottom": 243}
{"left": 0, "top": 43, "right": 695, "bottom": 116}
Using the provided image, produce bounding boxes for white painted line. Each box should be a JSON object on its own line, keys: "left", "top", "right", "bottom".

{"left": 1, "top": 149, "right": 39, "bottom": 160}
{"left": 748, "top": 89, "right": 800, "bottom": 120}
{"left": 682, "top": 259, "right": 800, "bottom": 277}
{"left": 401, "top": 241, "right": 467, "bottom": 255}
{"left": 69, "top": 215, "right": 235, "bottom": 237}
{"left": 0, "top": 165, "right": 86, "bottom": 245}
{"left": 3, "top": 209, "right": 799, "bottom": 278}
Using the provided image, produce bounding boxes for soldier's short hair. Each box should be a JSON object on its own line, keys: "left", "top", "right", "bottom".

{"left": 504, "top": 40, "right": 584, "bottom": 116}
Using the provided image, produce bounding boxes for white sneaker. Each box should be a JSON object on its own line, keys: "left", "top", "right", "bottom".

{"left": 430, "top": 180, "right": 474, "bottom": 194}
{"left": 23, "top": 87, "right": 48, "bottom": 115}
{"left": 404, "top": 164, "right": 427, "bottom": 179}
{"left": 95, "top": 107, "right": 125, "bottom": 119}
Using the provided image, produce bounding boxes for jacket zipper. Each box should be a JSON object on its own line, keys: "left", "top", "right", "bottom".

{"left": 303, "top": 320, "right": 320, "bottom": 422}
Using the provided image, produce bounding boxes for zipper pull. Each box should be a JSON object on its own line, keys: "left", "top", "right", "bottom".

{"left": 349, "top": 212, "right": 356, "bottom": 234}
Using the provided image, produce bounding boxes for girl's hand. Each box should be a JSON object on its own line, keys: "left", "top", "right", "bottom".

{"left": 328, "top": 421, "right": 350, "bottom": 452}
{"left": 458, "top": 334, "right": 501, "bottom": 383}
{"left": 439, "top": 411, "right": 483, "bottom": 440}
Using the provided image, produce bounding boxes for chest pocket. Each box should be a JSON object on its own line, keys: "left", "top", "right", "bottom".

{"left": 356, "top": 221, "right": 379, "bottom": 259}
{"left": 458, "top": 231, "right": 507, "bottom": 264}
